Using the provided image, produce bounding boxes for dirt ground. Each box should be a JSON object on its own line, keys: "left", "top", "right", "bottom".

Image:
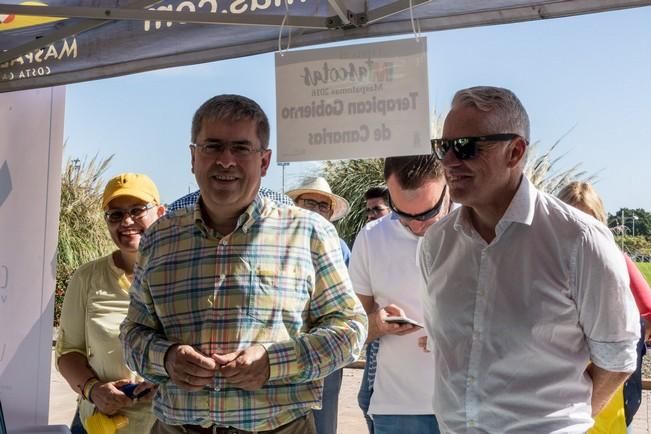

{"left": 49, "top": 350, "right": 368, "bottom": 434}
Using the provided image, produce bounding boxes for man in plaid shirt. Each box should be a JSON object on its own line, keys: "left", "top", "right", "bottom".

{"left": 120, "top": 94, "right": 367, "bottom": 434}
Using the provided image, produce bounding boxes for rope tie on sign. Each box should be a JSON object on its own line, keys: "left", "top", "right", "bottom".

{"left": 409, "top": 0, "right": 422, "bottom": 40}
{"left": 277, "top": 0, "right": 292, "bottom": 56}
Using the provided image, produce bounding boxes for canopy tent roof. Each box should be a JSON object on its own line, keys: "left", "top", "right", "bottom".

{"left": 0, "top": 0, "right": 650, "bottom": 92}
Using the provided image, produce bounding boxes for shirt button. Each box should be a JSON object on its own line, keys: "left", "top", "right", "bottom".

{"left": 213, "top": 386, "right": 221, "bottom": 391}
{"left": 219, "top": 274, "right": 225, "bottom": 280}
{"left": 467, "top": 376, "right": 475, "bottom": 385}
{"left": 220, "top": 239, "right": 228, "bottom": 246}
{"left": 468, "top": 420, "right": 475, "bottom": 427}
{"left": 473, "top": 331, "right": 481, "bottom": 340}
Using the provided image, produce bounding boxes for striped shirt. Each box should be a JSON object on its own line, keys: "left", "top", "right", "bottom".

{"left": 167, "top": 187, "right": 294, "bottom": 211}
{"left": 120, "top": 194, "right": 367, "bottom": 431}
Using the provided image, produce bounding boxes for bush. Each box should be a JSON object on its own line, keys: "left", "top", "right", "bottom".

{"left": 55, "top": 155, "right": 114, "bottom": 326}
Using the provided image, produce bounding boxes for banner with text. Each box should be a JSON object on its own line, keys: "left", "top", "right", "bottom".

{"left": 275, "top": 38, "right": 430, "bottom": 162}
{"left": 0, "top": 87, "right": 65, "bottom": 430}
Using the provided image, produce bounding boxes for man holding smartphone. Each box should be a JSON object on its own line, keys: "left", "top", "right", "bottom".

{"left": 349, "top": 155, "right": 450, "bottom": 434}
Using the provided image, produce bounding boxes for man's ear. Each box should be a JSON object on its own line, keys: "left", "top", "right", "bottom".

{"left": 506, "top": 137, "right": 527, "bottom": 169}
{"left": 190, "top": 147, "right": 196, "bottom": 174}
{"left": 260, "top": 149, "right": 272, "bottom": 177}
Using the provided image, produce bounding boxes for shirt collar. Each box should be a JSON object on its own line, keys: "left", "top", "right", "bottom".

{"left": 453, "top": 175, "right": 537, "bottom": 238}
{"left": 193, "top": 193, "right": 265, "bottom": 238}
{"left": 498, "top": 176, "right": 536, "bottom": 227}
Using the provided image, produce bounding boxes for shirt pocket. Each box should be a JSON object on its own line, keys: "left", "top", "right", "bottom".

{"left": 246, "top": 264, "right": 312, "bottom": 335}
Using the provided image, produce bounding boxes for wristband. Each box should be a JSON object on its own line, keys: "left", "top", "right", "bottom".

{"left": 82, "top": 377, "right": 100, "bottom": 403}
{"left": 78, "top": 376, "right": 96, "bottom": 397}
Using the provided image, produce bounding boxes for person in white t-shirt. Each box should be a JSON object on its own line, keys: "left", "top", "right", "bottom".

{"left": 349, "top": 155, "right": 450, "bottom": 434}
{"left": 422, "top": 85, "right": 639, "bottom": 433}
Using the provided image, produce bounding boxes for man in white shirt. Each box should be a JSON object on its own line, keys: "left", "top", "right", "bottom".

{"left": 350, "top": 155, "right": 450, "bottom": 434}
{"left": 421, "top": 85, "right": 640, "bottom": 433}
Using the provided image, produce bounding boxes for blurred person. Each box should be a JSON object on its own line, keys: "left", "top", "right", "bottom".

{"left": 364, "top": 186, "right": 390, "bottom": 222}
{"left": 56, "top": 173, "right": 164, "bottom": 433}
{"left": 286, "top": 176, "right": 351, "bottom": 434}
{"left": 558, "top": 181, "right": 651, "bottom": 434}
{"left": 287, "top": 176, "right": 351, "bottom": 266}
{"left": 120, "top": 95, "right": 367, "bottom": 434}
{"left": 356, "top": 184, "right": 391, "bottom": 433}
{"left": 350, "top": 155, "right": 449, "bottom": 434}
{"left": 421, "top": 86, "right": 639, "bottom": 433}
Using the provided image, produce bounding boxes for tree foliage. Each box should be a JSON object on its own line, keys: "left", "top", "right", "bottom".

{"left": 322, "top": 158, "right": 385, "bottom": 246}
{"left": 523, "top": 136, "right": 596, "bottom": 195}
{"left": 55, "top": 154, "right": 114, "bottom": 325}
{"left": 608, "top": 208, "right": 651, "bottom": 238}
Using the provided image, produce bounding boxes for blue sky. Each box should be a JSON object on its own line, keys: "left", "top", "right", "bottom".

{"left": 64, "top": 6, "right": 651, "bottom": 214}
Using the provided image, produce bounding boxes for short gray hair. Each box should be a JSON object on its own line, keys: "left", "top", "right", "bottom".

{"left": 191, "top": 94, "right": 270, "bottom": 148}
{"left": 451, "top": 86, "right": 530, "bottom": 141}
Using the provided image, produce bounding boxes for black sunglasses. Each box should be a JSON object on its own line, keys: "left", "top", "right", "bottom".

{"left": 431, "top": 134, "right": 520, "bottom": 161}
{"left": 389, "top": 185, "right": 448, "bottom": 222}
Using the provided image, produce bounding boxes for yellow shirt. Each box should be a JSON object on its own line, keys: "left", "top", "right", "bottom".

{"left": 56, "top": 253, "right": 155, "bottom": 433}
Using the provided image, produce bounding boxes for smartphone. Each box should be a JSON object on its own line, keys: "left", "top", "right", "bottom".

{"left": 119, "top": 383, "right": 151, "bottom": 399}
{"left": 384, "top": 316, "right": 423, "bottom": 327}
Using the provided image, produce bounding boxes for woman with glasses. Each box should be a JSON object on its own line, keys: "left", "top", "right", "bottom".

{"left": 56, "top": 173, "right": 165, "bottom": 433}
{"left": 558, "top": 181, "right": 651, "bottom": 434}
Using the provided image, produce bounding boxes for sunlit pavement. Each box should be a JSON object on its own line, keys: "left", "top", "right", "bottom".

{"left": 48, "top": 349, "right": 651, "bottom": 433}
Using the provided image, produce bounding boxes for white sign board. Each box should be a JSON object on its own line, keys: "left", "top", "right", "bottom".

{"left": 275, "top": 38, "right": 430, "bottom": 162}
{"left": 0, "top": 87, "right": 65, "bottom": 430}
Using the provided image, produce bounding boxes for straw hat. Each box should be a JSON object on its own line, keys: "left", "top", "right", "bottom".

{"left": 287, "top": 176, "right": 350, "bottom": 222}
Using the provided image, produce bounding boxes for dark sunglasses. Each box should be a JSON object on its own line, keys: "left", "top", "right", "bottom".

{"left": 104, "top": 203, "right": 155, "bottom": 223}
{"left": 389, "top": 185, "right": 448, "bottom": 222}
{"left": 431, "top": 134, "right": 520, "bottom": 161}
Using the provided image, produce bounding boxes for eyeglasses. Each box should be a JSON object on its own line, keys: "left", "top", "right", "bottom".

{"left": 190, "top": 141, "right": 265, "bottom": 160}
{"left": 298, "top": 198, "right": 332, "bottom": 213}
{"left": 389, "top": 185, "right": 448, "bottom": 222}
{"left": 366, "top": 206, "right": 389, "bottom": 217}
{"left": 104, "top": 204, "right": 155, "bottom": 223}
{"left": 431, "top": 134, "right": 520, "bottom": 161}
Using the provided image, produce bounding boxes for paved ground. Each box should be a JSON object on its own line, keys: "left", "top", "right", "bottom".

{"left": 48, "top": 349, "right": 651, "bottom": 433}
{"left": 48, "top": 349, "right": 368, "bottom": 433}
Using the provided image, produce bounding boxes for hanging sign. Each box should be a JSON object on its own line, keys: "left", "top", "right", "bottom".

{"left": 275, "top": 38, "right": 430, "bottom": 162}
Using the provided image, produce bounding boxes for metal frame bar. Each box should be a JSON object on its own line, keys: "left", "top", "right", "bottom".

{"left": 327, "top": 0, "right": 352, "bottom": 25}
{"left": 366, "top": 0, "right": 432, "bottom": 24}
{"left": 0, "top": 4, "right": 329, "bottom": 28}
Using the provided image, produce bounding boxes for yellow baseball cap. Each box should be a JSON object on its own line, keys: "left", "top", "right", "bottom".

{"left": 102, "top": 173, "right": 160, "bottom": 210}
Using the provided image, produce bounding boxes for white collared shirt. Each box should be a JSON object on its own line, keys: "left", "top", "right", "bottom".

{"left": 350, "top": 214, "right": 435, "bottom": 415}
{"left": 419, "top": 177, "right": 639, "bottom": 433}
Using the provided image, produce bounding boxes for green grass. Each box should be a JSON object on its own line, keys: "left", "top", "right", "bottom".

{"left": 636, "top": 262, "right": 651, "bottom": 286}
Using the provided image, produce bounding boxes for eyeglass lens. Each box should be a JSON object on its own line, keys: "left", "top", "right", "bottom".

{"left": 193, "top": 141, "right": 260, "bottom": 159}
{"left": 366, "top": 206, "right": 388, "bottom": 215}
{"left": 105, "top": 205, "right": 151, "bottom": 223}
{"left": 301, "top": 198, "right": 331, "bottom": 213}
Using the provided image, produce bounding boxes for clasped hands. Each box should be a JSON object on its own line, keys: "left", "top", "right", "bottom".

{"left": 165, "top": 344, "right": 270, "bottom": 392}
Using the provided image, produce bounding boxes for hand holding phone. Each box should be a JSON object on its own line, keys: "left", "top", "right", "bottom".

{"left": 384, "top": 315, "right": 423, "bottom": 328}
{"left": 118, "top": 382, "right": 151, "bottom": 399}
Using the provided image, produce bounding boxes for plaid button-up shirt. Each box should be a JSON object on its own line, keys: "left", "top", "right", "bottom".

{"left": 167, "top": 187, "right": 294, "bottom": 211}
{"left": 120, "top": 195, "right": 367, "bottom": 431}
